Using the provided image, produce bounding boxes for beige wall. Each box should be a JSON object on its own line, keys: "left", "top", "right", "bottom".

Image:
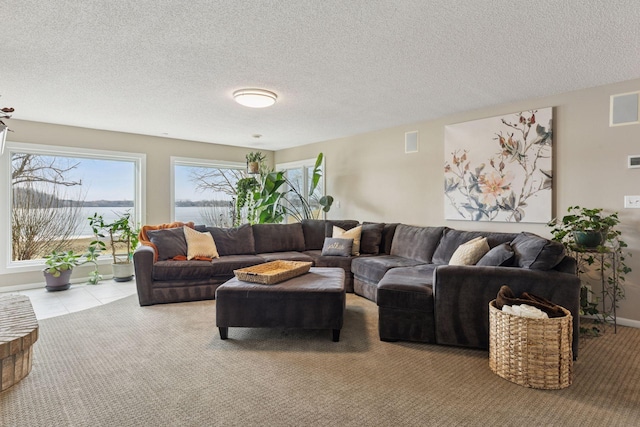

{"left": 276, "top": 78, "right": 640, "bottom": 324}
{"left": 2, "top": 79, "right": 639, "bottom": 324}
{"left": 0, "top": 120, "right": 273, "bottom": 288}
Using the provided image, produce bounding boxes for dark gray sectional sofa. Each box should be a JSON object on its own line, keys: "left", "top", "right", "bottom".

{"left": 133, "top": 219, "right": 581, "bottom": 357}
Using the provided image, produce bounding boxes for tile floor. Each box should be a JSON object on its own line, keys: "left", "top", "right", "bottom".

{"left": 1, "top": 280, "right": 138, "bottom": 320}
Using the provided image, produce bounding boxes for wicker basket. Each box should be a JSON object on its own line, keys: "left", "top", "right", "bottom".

{"left": 234, "top": 260, "right": 312, "bottom": 285}
{"left": 488, "top": 300, "right": 573, "bottom": 389}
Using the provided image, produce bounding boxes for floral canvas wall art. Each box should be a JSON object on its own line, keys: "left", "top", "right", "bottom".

{"left": 444, "top": 108, "right": 553, "bottom": 223}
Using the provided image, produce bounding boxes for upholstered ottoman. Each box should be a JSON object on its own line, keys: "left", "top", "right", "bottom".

{"left": 215, "top": 267, "right": 346, "bottom": 341}
{"left": 376, "top": 265, "right": 437, "bottom": 343}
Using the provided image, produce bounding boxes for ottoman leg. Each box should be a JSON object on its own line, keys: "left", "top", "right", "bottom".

{"left": 219, "top": 327, "right": 228, "bottom": 340}
{"left": 332, "top": 329, "right": 341, "bottom": 342}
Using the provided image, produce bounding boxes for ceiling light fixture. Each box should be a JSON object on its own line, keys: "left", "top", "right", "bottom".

{"left": 233, "top": 88, "right": 277, "bottom": 108}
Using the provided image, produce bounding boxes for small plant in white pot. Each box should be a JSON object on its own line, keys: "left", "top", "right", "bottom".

{"left": 87, "top": 211, "right": 138, "bottom": 282}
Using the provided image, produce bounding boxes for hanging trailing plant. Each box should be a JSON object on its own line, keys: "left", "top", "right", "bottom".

{"left": 234, "top": 177, "right": 259, "bottom": 225}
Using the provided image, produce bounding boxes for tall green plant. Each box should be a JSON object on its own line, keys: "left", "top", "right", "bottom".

{"left": 250, "top": 153, "right": 334, "bottom": 223}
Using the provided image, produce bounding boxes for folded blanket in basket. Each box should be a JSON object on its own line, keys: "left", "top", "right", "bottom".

{"left": 496, "top": 285, "right": 566, "bottom": 318}
{"left": 502, "top": 304, "right": 548, "bottom": 319}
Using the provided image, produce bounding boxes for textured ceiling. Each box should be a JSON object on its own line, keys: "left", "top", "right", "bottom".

{"left": 3, "top": 1, "right": 640, "bottom": 150}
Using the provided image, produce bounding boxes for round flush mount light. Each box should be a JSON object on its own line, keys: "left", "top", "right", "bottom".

{"left": 233, "top": 88, "right": 277, "bottom": 108}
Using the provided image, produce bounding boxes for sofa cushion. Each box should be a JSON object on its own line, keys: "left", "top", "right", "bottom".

{"left": 209, "top": 255, "right": 265, "bottom": 278}
{"left": 511, "top": 232, "right": 566, "bottom": 270}
{"left": 256, "top": 251, "right": 314, "bottom": 263}
{"left": 476, "top": 242, "right": 515, "bottom": 266}
{"left": 333, "top": 225, "right": 362, "bottom": 255}
{"left": 360, "top": 222, "right": 385, "bottom": 255}
{"left": 152, "top": 260, "right": 214, "bottom": 281}
{"left": 304, "top": 250, "right": 355, "bottom": 271}
{"left": 352, "top": 255, "right": 426, "bottom": 283}
{"left": 146, "top": 227, "right": 187, "bottom": 261}
{"left": 301, "top": 219, "right": 327, "bottom": 251}
{"left": 380, "top": 223, "right": 399, "bottom": 255}
{"left": 448, "top": 237, "right": 490, "bottom": 265}
{"left": 377, "top": 265, "right": 438, "bottom": 311}
{"left": 184, "top": 226, "right": 219, "bottom": 260}
{"left": 432, "top": 228, "right": 518, "bottom": 265}
{"left": 390, "top": 225, "right": 444, "bottom": 263}
{"left": 206, "top": 224, "right": 255, "bottom": 256}
{"left": 252, "top": 223, "right": 305, "bottom": 253}
{"left": 321, "top": 237, "right": 353, "bottom": 257}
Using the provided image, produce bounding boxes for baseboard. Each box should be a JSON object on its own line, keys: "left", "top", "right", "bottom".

{"left": 617, "top": 317, "right": 640, "bottom": 329}
{"left": 0, "top": 275, "right": 115, "bottom": 293}
{"left": 582, "top": 314, "right": 640, "bottom": 329}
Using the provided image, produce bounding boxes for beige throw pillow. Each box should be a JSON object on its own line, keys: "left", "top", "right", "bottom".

{"left": 449, "top": 237, "right": 490, "bottom": 265}
{"left": 333, "top": 225, "right": 362, "bottom": 256}
{"left": 183, "top": 226, "right": 219, "bottom": 260}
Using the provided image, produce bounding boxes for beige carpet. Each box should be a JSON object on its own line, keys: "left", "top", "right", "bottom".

{"left": 1, "top": 293, "right": 639, "bottom": 426}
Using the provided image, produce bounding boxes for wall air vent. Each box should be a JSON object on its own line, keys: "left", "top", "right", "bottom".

{"left": 629, "top": 155, "right": 640, "bottom": 168}
{"left": 405, "top": 131, "right": 418, "bottom": 153}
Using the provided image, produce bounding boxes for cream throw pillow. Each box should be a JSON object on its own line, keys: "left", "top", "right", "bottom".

{"left": 183, "top": 226, "right": 219, "bottom": 260}
{"left": 449, "top": 236, "right": 490, "bottom": 265}
{"left": 333, "top": 225, "right": 362, "bottom": 256}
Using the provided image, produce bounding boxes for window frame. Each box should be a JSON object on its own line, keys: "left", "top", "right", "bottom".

{"left": 276, "top": 157, "right": 327, "bottom": 222}
{"left": 0, "top": 141, "right": 146, "bottom": 274}
{"left": 170, "top": 156, "right": 246, "bottom": 222}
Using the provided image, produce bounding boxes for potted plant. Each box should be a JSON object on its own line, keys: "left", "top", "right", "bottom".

{"left": 548, "top": 205, "right": 632, "bottom": 334}
{"left": 548, "top": 206, "right": 620, "bottom": 249}
{"left": 43, "top": 250, "right": 82, "bottom": 291}
{"left": 88, "top": 211, "right": 138, "bottom": 282}
{"left": 246, "top": 151, "right": 266, "bottom": 174}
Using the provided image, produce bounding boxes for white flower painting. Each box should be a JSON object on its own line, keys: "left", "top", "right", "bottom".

{"left": 444, "top": 108, "right": 553, "bottom": 223}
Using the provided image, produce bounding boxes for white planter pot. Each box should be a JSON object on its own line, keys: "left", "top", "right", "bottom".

{"left": 112, "top": 262, "right": 134, "bottom": 282}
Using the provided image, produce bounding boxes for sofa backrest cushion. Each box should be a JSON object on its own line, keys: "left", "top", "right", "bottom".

{"left": 253, "top": 223, "right": 305, "bottom": 253}
{"left": 301, "top": 219, "right": 327, "bottom": 251}
{"left": 511, "top": 232, "right": 566, "bottom": 270}
{"left": 360, "top": 222, "right": 385, "bottom": 255}
{"left": 380, "top": 223, "right": 399, "bottom": 255}
{"left": 206, "top": 224, "right": 256, "bottom": 256}
{"left": 432, "top": 228, "right": 518, "bottom": 265}
{"left": 146, "top": 227, "right": 187, "bottom": 261}
{"left": 390, "top": 225, "right": 445, "bottom": 263}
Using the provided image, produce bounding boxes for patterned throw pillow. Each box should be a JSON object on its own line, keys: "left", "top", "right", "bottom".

{"left": 183, "top": 226, "right": 219, "bottom": 260}
{"left": 333, "top": 225, "right": 362, "bottom": 256}
{"left": 448, "top": 237, "right": 490, "bottom": 265}
{"left": 321, "top": 237, "right": 354, "bottom": 257}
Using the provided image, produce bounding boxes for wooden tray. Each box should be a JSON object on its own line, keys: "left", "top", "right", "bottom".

{"left": 234, "top": 260, "right": 312, "bottom": 285}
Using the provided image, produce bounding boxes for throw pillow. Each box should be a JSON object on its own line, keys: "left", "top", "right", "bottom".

{"left": 206, "top": 224, "right": 255, "bottom": 256}
{"left": 321, "top": 237, "right": 354, "bottom": 257}
{"left": 183, "top": 226, "right": 219, "bottom": 260}
{"left": 476, "top": 242, "right": 515, "bottom": 267}
{"left": 448, "top": 237, "right": 490, "bottom": 265}
{"left": 333, "top": 225, "right": 362, "bottom": 256}
{"left": 510, "top": 232, "right": 565, "bottom": 270}
{"left": 146, "top": 227, "right": 187, "bottom": 261}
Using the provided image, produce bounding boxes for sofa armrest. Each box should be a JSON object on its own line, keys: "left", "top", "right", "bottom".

{"left": 133, "top": 245, "right": 156, "bottom": 306}
{"left": 432, "top": 264, "right": 581, "bottom": 358}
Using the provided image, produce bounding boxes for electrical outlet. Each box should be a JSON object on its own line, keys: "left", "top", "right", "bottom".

{"left": 624, "top": 195, "right": 640, "bottom": 208}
